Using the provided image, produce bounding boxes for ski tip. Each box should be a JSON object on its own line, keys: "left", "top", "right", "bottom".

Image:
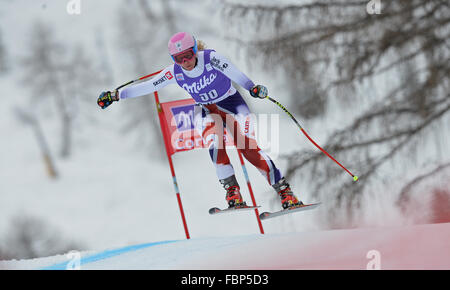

{"left": 208, "top": 207, "right": 220, "bottom": 215}
{"left": 209, "top": 205, "right": 261, "bottom": 215}
{"left": 259, "top": 212, "right": 270, "bottom": 220}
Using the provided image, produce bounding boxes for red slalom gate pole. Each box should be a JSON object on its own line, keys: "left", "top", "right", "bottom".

{"left": 154, "top": 90, "right": 190, "bottom": 240}
{"left": 236, "top": 149, "right": 265, "bottom": 234}
{"left": 115, "top": 70, "right": 193, "bottom": 239}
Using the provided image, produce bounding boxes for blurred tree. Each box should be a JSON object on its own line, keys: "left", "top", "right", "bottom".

{"left": 0, "top": 245, "right": 10, "bottom": 261}
{"left": 0, "top": 28, "right": 8, "bottom": 74}
{"left": 14, "top": 107, "right": 59, "bottom": 179}
{"left": 224, "top": 0, "right": 450, "bottom": 227}
{"left": 397, "top": 162, "right": 450, "bottom": 224}
{"left": 115, "top": 0, "right": 218, "bottom": 159}
{"left": 21, "top": 22, "right": 101, "bottom": 159}
{"left": 115, "top": 0, "right": 179, "bottom": 159}
{"left": 95, "top": 29, "right": 115, "bottom": 86}
{"left": 0, "top": 214, "right": 84, "bottom": 260}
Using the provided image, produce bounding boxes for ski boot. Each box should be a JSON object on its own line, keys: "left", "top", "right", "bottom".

{"left": 220, "top": 175, "right": 247, "bottom": 208}
{"left": 272, "top": 177, "right": 304, "bottom": 209}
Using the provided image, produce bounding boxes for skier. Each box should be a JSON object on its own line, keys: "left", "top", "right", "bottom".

{"left": 98, "top": 32, "right": 303, "bottom": 209}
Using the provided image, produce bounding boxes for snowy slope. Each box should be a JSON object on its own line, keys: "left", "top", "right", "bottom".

{"left": 2, "top": 222, "right": 449, "bottom": 270}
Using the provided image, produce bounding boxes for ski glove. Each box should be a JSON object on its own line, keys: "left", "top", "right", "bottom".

{"left": 250, "top": 85, "right": 268, "bottom": 99}
{"left": 97, "top": 90, "right": 119, "bottom": 109}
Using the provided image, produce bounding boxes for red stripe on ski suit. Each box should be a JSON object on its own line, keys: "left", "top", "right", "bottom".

{"left": 201, "top": 104, "right": 274, "bottom": 185}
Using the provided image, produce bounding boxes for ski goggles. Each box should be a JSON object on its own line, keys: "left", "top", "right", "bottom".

{"left": 171, "top": 48, "right": 196, "bottom": 64}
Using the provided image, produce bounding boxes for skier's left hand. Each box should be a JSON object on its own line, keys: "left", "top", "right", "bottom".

{"left": 250, "top": 85, "right": 268, "bottom": 99}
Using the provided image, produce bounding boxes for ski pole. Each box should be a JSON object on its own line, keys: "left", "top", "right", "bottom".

{"left": 114, "top": 70, "right": 163, "bottom": 91}
{"left": 266, "top": 96, "right": 359, "bottom": 182}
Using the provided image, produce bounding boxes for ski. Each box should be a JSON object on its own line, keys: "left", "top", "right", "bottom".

{"left": 259, "top": 203, "right": 321, "bottom": 220}
{"left": 209, "top": 205, "right": 261, "bottom": 215}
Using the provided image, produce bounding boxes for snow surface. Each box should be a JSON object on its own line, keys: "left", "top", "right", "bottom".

{"left": 1, "top": 222, "right": 449, "bottom": 270}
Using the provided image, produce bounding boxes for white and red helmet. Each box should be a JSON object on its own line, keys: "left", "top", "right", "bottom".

{"left": 168, "top": 32, "right": 198, "bottom": 57}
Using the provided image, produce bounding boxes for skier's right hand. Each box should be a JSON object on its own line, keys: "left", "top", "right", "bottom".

{"left": 97, "top": 90, "right": 119, "bottom": 109}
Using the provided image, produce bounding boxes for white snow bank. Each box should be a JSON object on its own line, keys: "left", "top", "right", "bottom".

{"left": 1, "top": 222, "right": 449, "bottom": 270}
